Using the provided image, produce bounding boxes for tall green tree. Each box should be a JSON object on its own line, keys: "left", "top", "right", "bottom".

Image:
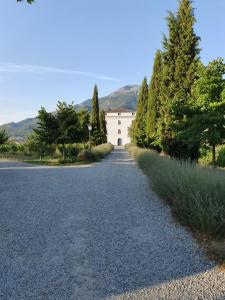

{"left": 34, "top": 107, "right": 58, "bottom": 145}
{"left": 100, "top": 110, "right": 107, "bottom": 143}
{"left": 91, "top": 85, "right": 101, "bottom": 145}
{"left": 133, "top": 77, "right": 148, "bottom": 146}
{"left": 159, "top": 0, "right": 201, "bottom": 159}
{"left": 186, "top": 59, "right": 225, "bottom": 165}
{"left": 56, "top": 101, "right": 80, "bottom": 159}
{"left": 77, "top": 109, "right": 90, "bottom": 143}
{"left": 0, "top": 129, "right": 9, "bottom": 145}
{"left": 146, "top": 50, "right": 162, "bottom": 148}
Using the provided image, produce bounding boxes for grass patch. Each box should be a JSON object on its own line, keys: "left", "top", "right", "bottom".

{"left": 127, "top": 145, "right": 225, "bottom": 264}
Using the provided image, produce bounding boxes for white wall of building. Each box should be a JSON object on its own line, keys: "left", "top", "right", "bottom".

{"left": 105, "top": 111, "right": 136, "bottom": 146}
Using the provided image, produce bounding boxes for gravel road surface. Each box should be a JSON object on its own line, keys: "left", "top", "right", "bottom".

{"left": 1, "top": 149, "right": 225, "bottom": 300}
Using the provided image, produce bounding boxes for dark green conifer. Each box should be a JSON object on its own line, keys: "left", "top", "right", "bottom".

{"left": 91, "top": 85, "right": 101, "bottom": 145}
{"left": 100, "top": 110, "right": 107, "bottom": 143}
{"left": 133, "top": 77, "right": 148, "bottom": 146}
{"left": 146, "top": 50, "right": 162, "bottom": 148}
{"left": 159, "top": 0, "right": 201, "bottom": 159}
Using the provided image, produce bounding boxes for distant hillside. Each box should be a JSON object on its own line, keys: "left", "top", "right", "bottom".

{"left": 0, "top": 85, "right": 139, "bottom": 138}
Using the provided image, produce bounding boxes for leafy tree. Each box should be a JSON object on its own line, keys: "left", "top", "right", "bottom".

{"left": 99, "top": 110, "right": 107, "bottom": 143}
{"left": 146, "top": 50, "right": 162, "bottom": 149}
{"left": 91, "top": 85, "right": 101, "bottom": 145}
{"left": 34, "top": 107, "right": 58, "bottom": 145}
{"left": 187, "top": 58, "right": 225, "bottom": 165}
{"left": 77, "top": 109, "right": 90, "bottom": 143}
{"left": 35, "top": 102, "right": 80, "bottom": 160}
{"left": 26, "top": 133, "right": 55, "bottom": 160}
{"left": 55, "top": 101, "right": 80, "bottom": 160}
{"left": 0, "top": 129, "right": 9, "bottom": 145}
{"left": 133, "top": 77, "right": 148, "bottom": 146}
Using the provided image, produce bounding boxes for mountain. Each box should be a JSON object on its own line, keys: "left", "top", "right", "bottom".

{"left": 0, "top": 85, "right": 139, "bottom": 138}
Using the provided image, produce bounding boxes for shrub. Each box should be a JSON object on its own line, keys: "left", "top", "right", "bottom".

{"left": 128, "top": 145, "right": 225, "bottom": 238}
{"left": 77, "top": 143, "right": 113, "bottom": 162}
{"left": 92, "top": 143, "right": 113, "bottom": 159}
{"left": 66, "top": 144, "right": 79, "bottom": 160}
{"left": 217, "top": 146, "right": 225, "bottom": 167}
{"left": 77, "top": 150, "right": 97, "bottom": 161}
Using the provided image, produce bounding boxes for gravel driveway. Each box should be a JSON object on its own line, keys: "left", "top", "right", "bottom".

{"left": 1, "top": 149, "right": 225, "bottom": 300}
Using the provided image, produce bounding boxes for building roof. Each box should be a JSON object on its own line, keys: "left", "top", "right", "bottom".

{"left": 106, "top": 108, "right": 135, "bottom": 113}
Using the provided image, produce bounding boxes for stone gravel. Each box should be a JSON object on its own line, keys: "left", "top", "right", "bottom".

{"left": 0, "top": 149, "right": 225, "bottom": 300}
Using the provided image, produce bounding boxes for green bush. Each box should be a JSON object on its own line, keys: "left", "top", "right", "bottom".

{"left": 92, "top": 143, "right": 113, "bottom": 159}
{"left": 77, "top": 150, "right": 97, "bottom": 162}
{"left": 128, "top": 145, "right": 225, "bottom": 238}
{"left": 217, "top": 147, "right": 225, "bottom": 167}
{"left": 77, "top": 143, "right": 113, "bottom": 162}
{"left": 65, "top": 144, "right": 79, "bottom": 160}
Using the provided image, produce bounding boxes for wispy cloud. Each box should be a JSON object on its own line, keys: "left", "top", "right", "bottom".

{"left": 0, "top": 62, "right": 122, "bottom": 82}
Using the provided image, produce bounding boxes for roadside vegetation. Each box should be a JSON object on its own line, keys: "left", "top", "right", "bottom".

{"left": 0, "top": 85, "right": 112, "bottom": 165}
{"left": 130, "top": 0, "right": 225, "bottom": 166}
{"left": 127, "top": 144, "right": 225, "bottom": 263}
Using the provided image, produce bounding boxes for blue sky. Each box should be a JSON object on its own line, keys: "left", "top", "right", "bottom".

{"left": 0, "top": 0, "right": 224, "bottom": 124}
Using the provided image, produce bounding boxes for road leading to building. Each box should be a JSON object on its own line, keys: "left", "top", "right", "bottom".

{"left": 1, "top": 149, "right": 225, "bottom": 299}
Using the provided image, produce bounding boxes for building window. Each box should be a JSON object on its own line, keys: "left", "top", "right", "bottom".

{"left": 118, "top": 120, "right": 121, "bottom": 125}
{"left": 132, "top": 112, "right": 135, "bottom": 115}
{"left": 118, "top": 113, "right": 121, "bottom": 116}
{"left": 118, "top": 129, "right": 121, "bottom": 134}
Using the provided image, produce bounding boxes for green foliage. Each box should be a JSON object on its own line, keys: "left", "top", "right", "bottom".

{"left": 34, "top": 107, "right": 58, "bottom": 145}
{"left": 132, "top": 77, "right": 148, "bottom": 146}
{"left": 216, "top": 147, "right": 225, "bottom": 167}
{"left": 0, "top": 129, "right": 9, "bottom": 145}
{"left": 146, "top": 50, "right": 163, "bottom": 149}
{"left": 99, "top": 110, "right": 107, "bottom": 143}
{"left": 35, "top": 101, "right": 81, "bottom": 160}
{"left": 77, "top": 109, "right": 90, "bottom": 142}
{"left": 17, "top": 0, "right": 34, "bottom": 3}
{"left": 55, "top": 101, "right": 80, "bottom": 159}
{"left": 25, "top": 133, "right": 55, "bottom": 159}
{"left": 158, "top": 0, "right": 201, "bottom": 159}
{"left": 184, "top": 58, "right": 225, "bottom": 164}
{"left": 91, "top": 85, "right": 101, "bottom": 145}
{"left": 78, "top": 143, "right": 113, "bottom": 161}
{"left": 128, "top": 145, "right": 225, "bottom": 238}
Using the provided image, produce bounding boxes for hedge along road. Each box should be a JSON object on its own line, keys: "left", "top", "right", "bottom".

{"left": 0, "top": 149, "right": 225, "bottom": 300}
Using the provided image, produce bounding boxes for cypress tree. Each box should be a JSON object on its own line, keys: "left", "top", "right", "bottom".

{"left": 146, "top": 50, "right": 163, "bottom": 148}
{"left": 91, "top": 85, "right": 101, "bottom": 145}
{"left": 133, "top": 77, "right": 148, "bottom": 146}
{"left": 159, "top": 0, "right": 201, "bottom": 159}
{"left": 100, "top": 110, "right": 107, "bottom": 143}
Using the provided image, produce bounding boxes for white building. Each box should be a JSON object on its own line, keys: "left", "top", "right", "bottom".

{"left": 105, "top": 110, "right": 136, "bottom": 146}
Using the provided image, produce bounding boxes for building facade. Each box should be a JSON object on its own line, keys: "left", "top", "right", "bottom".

{"left": 105, "top": 110, "right": 136, "bottom": 146}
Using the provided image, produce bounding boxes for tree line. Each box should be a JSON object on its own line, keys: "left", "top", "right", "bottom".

{"left": 0, "top": 85, "right": 107, "bottom": 160}
{"left": 132, "top": 0, "right": 225, "bottom": 165}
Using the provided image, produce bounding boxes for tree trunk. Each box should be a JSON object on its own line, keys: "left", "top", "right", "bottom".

{"left": 212, "top": 144, "right": 216, "bottom": 166}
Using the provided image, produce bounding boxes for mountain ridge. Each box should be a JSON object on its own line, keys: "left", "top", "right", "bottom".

{"left": 1, "top": 85, "right": 139, "bottom": 138}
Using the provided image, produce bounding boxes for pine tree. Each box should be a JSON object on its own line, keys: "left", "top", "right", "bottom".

{"left": 91, "top": 85, "right": 101, "bottom": 145}
{"left": 133, "top": 77, "right": 148, "bottom": 146}
{"left": 146, "top": 50, "right": 162, "bottom": 148}
{"left": 100, "top": 110, "right": 107, "bottom": 143}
